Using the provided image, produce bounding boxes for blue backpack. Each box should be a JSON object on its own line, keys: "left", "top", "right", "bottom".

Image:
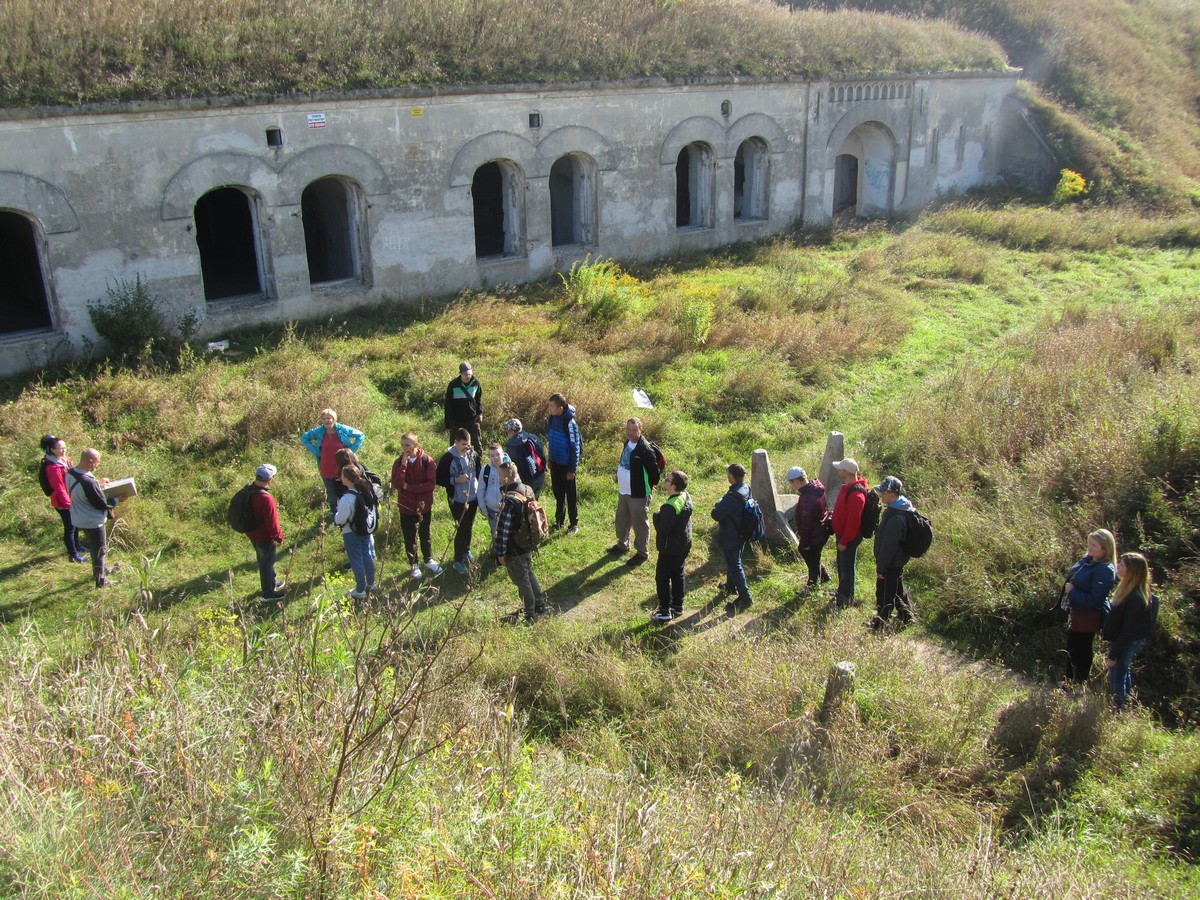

{"left": 740, "top": 495, "right": 766, "bottom": 543}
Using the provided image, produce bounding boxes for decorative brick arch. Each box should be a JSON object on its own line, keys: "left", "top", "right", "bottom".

{"left": 659, "top": 116, "right": 727, "bottom": 165}
{"left": 0, "top": 172, "right": 78, "bottom": 234}
{"left": 449, "top": 132, "right": 537, "bottom": 188}
{"left": 161, "top": 153, "right": 277, "bottom": 221}
{"left": 278, "top": 145, "right": 390, "bottom": 203}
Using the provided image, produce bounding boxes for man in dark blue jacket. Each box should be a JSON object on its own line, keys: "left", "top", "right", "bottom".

{"left": 502, "top": 418, "right": 546, "bottom": 498}
{"left": 712, "top": 463, "right": 752, "bottom": 612}
{"left": 444, "top": 361, "right": 483, "bottom": 455}
{"left": 546, "top": 393, "right": 582, "bottom": 533}
{"left": 608, "top": 417, "right": 660, "bottom": 566}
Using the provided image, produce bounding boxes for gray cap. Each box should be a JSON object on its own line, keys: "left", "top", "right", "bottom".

{"left": 502, "top": 418, "right": 522, "bottom": 433}
{"left": 876, "top": 475, "right": 903, "bottom": 494}
{"left": 785, "top": 466, "right": 807, "bottom": 481}
{"left": 833, "top": 458, "right": 859, "bottom": 474}
{"left": 256, "top": 463, "right": 277, "bottom": 481}
{"left": 459, "top": 361, "right": 473, "bottom": 374}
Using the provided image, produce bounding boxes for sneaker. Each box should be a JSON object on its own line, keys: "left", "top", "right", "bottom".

{"left": 606, "top": 543, "right": 629, "bottom": 555}
{"left": 651, "top": 609, "right": 674, "bottom": 623}
{"left": 259, "top": 590, "right": 287, "bottom": 604}
{"left": 347, "top": 588, "right": 368, "bottom": 601}
{"left": 410, "top": 564, "right": 423, "bottom": 579}
{"left": 625, "top": 553, "right": 648, "bottom": 567}
{"left": 567, "top": 525, "right": 579, "bottom": 535}
{"left": 466, "top": 550, "right": 476, "bottom": 563}
{"left": 273, "top": 580, "right": 286, "bottom": 592}
{"left": 367, "top": 583, "right": 381, "bottom": 592}
{"left": 551, "top": 522, "right": 563, "bottom": 532}
{"left": 671, "top": 608, "right": 683, "bottom": 619}
{"left": 69, "top": 554, "right": 87, "bottom": 564}
{"left": 451, "top": 560, "right": 468, "bottom": 575}
{"left": 424, "top": 559, "right": 443, "bottom": 575}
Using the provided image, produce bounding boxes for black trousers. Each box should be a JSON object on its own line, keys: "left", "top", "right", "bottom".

{"left": 449, "top": 499, "right": 478, "bottom": 561}
{"left": 798, "top": 536, "right": 829, "bottom": 585}
{"left": 549, "top": 461, "right": 578, "bottom": 527}
{"left": 400, "top": 511, "right": 432, "bottom": 565}
{"left": 655, "top": 552, "right": 687, "bottom": 611}
{"left": 1066, "top": 630, "right": 1096, "bottom": 684}
{"left": 875, "top": 565, "right": 914, "bottom": 622}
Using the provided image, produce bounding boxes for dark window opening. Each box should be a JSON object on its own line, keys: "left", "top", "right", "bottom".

{"left": 834, "top": 154, "right": 858, "bottom": 213}
{"left": 675, "top": 147, "right": 692, "bottom": 227}
{"left": 266, "top": 127, "right": 283, "bottom": 148}
{"left": 302, "top": 177, "right": 358, "bottom": 284}
{"left": 529, "top": 112, "right": 542, "bottom": 129}
{"left": 550, "top": 156, "right": 580, "bottom": 247}
{"left": 734, "top": 147, "right": 746, "bottom": 219}
{"left": 0, "top": 211, "right": 53, "bottom": 334}
{"left": 472, "top": 162, "right": 506, "bottom": 258}
{"left": 195, "top": 188, "right": 263, "bottom": 301}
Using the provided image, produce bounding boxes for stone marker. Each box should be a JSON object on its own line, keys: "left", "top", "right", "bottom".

{"left": 817, "top": 661, "right": 857, "bottom": 726}
{"left": 819, "top": 431, "right": 845, "bottom": 512}
{"left": 751, "top": 448, "right": 797, "bottom": 546}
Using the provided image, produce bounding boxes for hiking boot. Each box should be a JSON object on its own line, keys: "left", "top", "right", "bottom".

{"left": 606, "top": 543, "right": 629, "bottom": 555}
{"left": 625, "top": 553, "right": 648, "bottom": 567}
{"left": 260, "top": 590, "right": 287, "bottom": 604}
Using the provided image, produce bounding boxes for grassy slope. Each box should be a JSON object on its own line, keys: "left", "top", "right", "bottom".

{"left": 1, "top": 211, "right": 1199, "bottom": 895}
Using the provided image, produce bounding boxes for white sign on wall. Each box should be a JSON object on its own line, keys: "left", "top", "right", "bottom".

{"left": 307, "top": 113, "right": 327, "bottom": 129}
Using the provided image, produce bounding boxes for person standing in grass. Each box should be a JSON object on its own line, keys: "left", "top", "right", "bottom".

{"left": 300, "top": 408, "right": 364, "bottom": 517}
{"left": 831, "top": 458, "right": 869, "bottom": 608}
{"left": 1103, "top": 551, "right": 1158, "bottom": 710}
{"left": 502, "top": 418, "right": 547, "bottom": 498}
{"left": 444, "top": 361, "right": 483, "bottom": 456}
{"left": 652, "top": 470, "right": 693, "bottom": 622}
{"left": 783, "top": 465, "right": 830, "bottom": 589}
{"left": 493, "top": 462, "right": 546, "bottom": 623}
{"left": 391, "top": 432, "right": 441, "bottom": 580}
{"left": 439, "top": 428, "right": 479, "bottom": 574}
{"left": 333, "top": 464, "right": 378, "bottom": 602}
{"left": 608, "top": 417, "right": 659, "bottom": 567}
{"left": 40, "top": 435, "right": 87, "bottom": 563}
{"left": 546, "top": 392, "right": 582, "bottom": 533}
{"left": 480, "top": 442, "right": 510, "bottom": 537}
{"left": 1063, "top": 528, "right": 1118, "bottom": 687}
{"left": 870, "top": 476, "right": 917, "bottom": 630}
{"left": 67, "top": 448, "right": 119, "bottom": 588}
{"left": 244, "top": 463, "right": 286, "bottom": 604}
{"left": 713, "top": 462, "right": 756, "bottom": 613}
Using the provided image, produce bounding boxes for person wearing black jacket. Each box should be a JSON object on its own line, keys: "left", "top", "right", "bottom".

{"left": 712, "top": 463, "right": 753, "bottom": 612}
{"left": 608, "top": 417, "right": 660, "bottom": 566}
{"left": 444, "top": 361, "right": 483, "bottom": 455}
{"left": 652, "top": 471, "right": 693, "bottom": 622}
{"left": 1103, "top": 552, "right": 1159, "bottom": 710}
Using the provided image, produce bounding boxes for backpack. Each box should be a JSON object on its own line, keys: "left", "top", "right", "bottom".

{"left": 508, "top": 489, "right": 549, "bottom": 552}
{"left": 227, "top": 484, "right": 264, "bottom": 533}
{"left": 352, "top": 487, "right": 379, "bottom": 536}
{"left": 525, "top": 436, "right": 546, "bottom": 477}
{"left": 435, "top": 452, "right": 454, "bottom": 490}
{"left": 37, "top": 458, "right": 53, "bottom": 496}
{"left": 647, "top": 441, "right": 666, "bottom": 479}
{"left": 852, "top": 484, "right": 881, "bottom": 539}
{"left": 361, "top": 466, "right": 385, "bottom": 503}
{"left": 740, "top": 495, "right": 766, "bottom": 543}
{"left": 902, "top": 509, "right": 934, "bottom": 558}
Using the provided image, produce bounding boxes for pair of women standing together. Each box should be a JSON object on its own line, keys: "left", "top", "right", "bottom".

{"left": 1063, "top": 528, "right": 1159, "bottom": 709}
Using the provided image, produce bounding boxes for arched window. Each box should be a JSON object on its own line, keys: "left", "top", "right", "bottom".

{"left": 302, "top": 177, "right": 364, "bottom": 285}
{"left": 0, "top": 210, "right": 53, "bottom": 334}
{"left": 675, "top": 142, "right": 715, "bottom": 229}
{"left": 734, "top": 138, "right": 769, "bottom": 222}
{"left": 473, "top": 161, "right": 525, "bottom": 258}
{"left": 194, "top": 187, "right": 266, "bottom": 301}
{"left": 549, "top": 154, "right": 597, "bottom": 247}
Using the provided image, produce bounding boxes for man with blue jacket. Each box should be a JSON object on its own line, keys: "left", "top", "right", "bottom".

{"left": 871, "top": 475, "right": 917, "bottom": 630}
{"left": 546, "top": 392, "right": 582, "bottom": 534}
{"left": 712, "top": 462, "right": 753, "bottom": 613}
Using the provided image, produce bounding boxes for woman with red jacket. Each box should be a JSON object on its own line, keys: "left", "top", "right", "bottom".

{"left": 40, "top": 435, "right": 87, "bottom": 563}
{"left": 830, "top": 458, "right": 870, "bottom": 608}
{"left": 391, "top": 432, "right": 441, "bottom": 579}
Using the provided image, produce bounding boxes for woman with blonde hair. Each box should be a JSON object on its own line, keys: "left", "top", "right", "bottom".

{"left": 300, "top": 408, "right": 365, "bottom": 517}
{"left": 1103, "top": 552, "right": 1159, "bottom": 710}
{"left": 1063, "top": 528, "right": 1117, "bottom": 686}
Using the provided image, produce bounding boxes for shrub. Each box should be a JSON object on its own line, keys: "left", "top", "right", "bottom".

{"left": 1053, "top": 168, "right": 1089, "bottom": 205}
{"left": 86, "top": 275, "right": 198, "bottom": 366}
{"left": 559, "top": 256, "right": 647, "bottom": 334}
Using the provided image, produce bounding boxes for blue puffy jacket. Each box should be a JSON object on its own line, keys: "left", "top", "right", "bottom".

{"left": 546, "top": 404, "right": 582, "bottom": 470}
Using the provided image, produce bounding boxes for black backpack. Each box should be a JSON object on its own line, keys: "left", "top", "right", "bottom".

{"left": 352, "top": 487, "right": 379, "bottom": 536}
{"left": 739, "top": 495, "right": 766, "bottom": 543}
{"left": 227, "top": 484, "right": 264, "bottom": 533}
{"left": 37, "top": 458, "right": 54, "bottom": 496}
{"left": 902, "top": 509, "right": 934, "bottom": 558}
{"left": 853, "top": 485, "right": 881, "bottom": 539}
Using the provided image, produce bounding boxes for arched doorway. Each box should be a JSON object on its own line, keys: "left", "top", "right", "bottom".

{"left": 0, "top": 210, "right": 53, "bottom": 333}
{"left": 833, "top": 123, "right": 896, "bottom": 218}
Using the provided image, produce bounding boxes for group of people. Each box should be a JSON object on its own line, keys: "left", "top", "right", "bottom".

{"left": 1060, "top": 529, "right": 1159, "bottom": 709}
{"left": 38, "top": 361, "right": 1160, "bottom": 708}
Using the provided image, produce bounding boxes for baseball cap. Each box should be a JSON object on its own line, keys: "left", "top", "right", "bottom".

{"left": 785, "top": 466, "right": 807, "bottom": 481}
{"left": 459, "top": 361, "right": 473, "bottom": 374}
{"left": 876, "top": 475, "right": 904, "bottom": 494}
{"left": 833, "top": 458, "right": 859, "bottom": 474}
{"left": 256, "top": 463, "right": 277, "bottom": 481}
{"left": 502, "top": 418, "right": 522, "bottom": 433}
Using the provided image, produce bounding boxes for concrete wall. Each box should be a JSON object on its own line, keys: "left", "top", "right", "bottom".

{"left": 0, "top": 72, "right": 1053, "bottom": 374}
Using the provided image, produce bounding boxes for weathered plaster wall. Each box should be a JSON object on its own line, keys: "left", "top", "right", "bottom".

{"left": 0, "top": 72, "right": 1054, "bottom": 374}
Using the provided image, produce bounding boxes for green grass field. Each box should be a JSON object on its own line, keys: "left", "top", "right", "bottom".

{"left": 1, "top": 205, "right": 1198, "bottom": 896}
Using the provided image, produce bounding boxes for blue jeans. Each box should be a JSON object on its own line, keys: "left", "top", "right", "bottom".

{"left": 252, "top": 539, "right": 278, "bottom": 597}
{"left": 722, "top": 544, "right": 750, "bottom": 601}
{"left": 836, "top": 536, "right": 863, "bottom": 605}
{"left": 323, "top": 477, "right": 341, "bottom": 517}
{"left": 1107, "top": 640, "right": 1144, "bottom": 710}
{"left": 341, "top": 530, "right": 376, "bottom": 593}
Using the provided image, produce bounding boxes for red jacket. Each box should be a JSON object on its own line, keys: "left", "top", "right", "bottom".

{"left": 45, "top": 456, "right": 72, "bottom": 510}
{"left": 392, "top": 451, "right": 436, "bottom": 515}
{"left": 246, "top": 488, "right": 283, "bottom": 543}
{"left": 831, "top": 476, "right": 869, "bottom": 543}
